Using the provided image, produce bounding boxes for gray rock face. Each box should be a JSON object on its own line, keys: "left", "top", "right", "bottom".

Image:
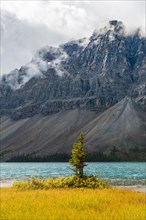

{"left": 0, "top": 20, "right": 146, "bottom": 160}
{"left": 0, "top": 20, "right": 145, "bottom": 120}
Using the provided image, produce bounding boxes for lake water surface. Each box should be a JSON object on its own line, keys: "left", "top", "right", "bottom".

{"left": 0, "top": 162, "right": 146, "bottom": 187}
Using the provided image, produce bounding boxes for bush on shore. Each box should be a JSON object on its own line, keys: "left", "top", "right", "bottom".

{"left": 13, "top": 175, "right": 110, "bottom": 190}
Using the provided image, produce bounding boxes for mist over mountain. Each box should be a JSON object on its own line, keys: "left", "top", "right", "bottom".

{"left": 0, "top": 20, "right": 146, "bottom": 161}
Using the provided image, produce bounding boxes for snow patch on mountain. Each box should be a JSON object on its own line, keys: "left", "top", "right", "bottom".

{"left": 108, "top": 31, "right": 115, "bottom": 42}
{"left": 78, "top": 37, "right": 90, "bottom": 48}
{"left": 100, "top": 20, "right": 125, "bottom": 36}
{"left": 0, "top": 46, "right": 70, "bottom": 89}
{"left": 67, "top": 38, "right": 90, "bottom": 48}
{"left": 102, "top": 50, "right": 108, "bottom": 72}
{"left": 0, "top": 69, "right": 20, "bottom": 90}
{"left": 0, "top": 62, "right": 44, "bottom": 90}
{"left": 47, "top": 48, "right": 68, "bottom": 76}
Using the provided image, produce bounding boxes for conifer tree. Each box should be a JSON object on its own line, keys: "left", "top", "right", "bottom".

{"left": 69, "top": 133, "right": 86, "bottom": 178}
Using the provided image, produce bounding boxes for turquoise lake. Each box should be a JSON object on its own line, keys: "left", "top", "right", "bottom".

{"left": 0, "top": 162, "right": 146, "bottom": 186}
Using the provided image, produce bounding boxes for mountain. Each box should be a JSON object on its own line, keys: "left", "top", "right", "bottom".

{"left": 0, "top": 20, "right": 146, "bottom": 161}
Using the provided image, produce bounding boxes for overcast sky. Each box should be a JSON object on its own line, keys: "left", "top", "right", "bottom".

{"left": 1, "top": 0, "right": 145, "bottom": 74}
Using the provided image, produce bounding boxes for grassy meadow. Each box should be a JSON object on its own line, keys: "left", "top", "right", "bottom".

{"left": 0, "top": 188, "right": 145, "bottom": 220}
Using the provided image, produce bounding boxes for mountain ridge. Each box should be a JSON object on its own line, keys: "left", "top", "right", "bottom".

{"left": 0, "top": 20, "right": 146, "bottom": 161}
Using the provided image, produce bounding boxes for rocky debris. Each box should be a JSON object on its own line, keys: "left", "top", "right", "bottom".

{"left": 0, "top": 98, "right": 145, "bottom": 161}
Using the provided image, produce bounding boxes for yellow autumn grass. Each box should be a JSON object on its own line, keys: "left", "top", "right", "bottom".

{"left": 0, "top": 188, "right": 145, "bottom": 220}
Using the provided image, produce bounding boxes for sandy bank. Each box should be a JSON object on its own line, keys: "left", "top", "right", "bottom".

{"left": 115, "top": 185, "right": 146, "bottom": 193}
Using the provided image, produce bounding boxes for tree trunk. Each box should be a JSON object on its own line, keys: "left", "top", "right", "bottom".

{"left": 79, "top": 167, "right": 84, "bottom": 178}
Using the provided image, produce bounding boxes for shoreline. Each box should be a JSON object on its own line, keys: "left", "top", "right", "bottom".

{"left": 114, "top": 185, "right": 146, "bottom": 193}
{"left": 0, "top": 181, "right": 145, "bottom": 193}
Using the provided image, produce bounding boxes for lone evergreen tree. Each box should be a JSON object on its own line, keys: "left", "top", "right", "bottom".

{"left": 69, "top": 133, "right": 86, "bottom": 178}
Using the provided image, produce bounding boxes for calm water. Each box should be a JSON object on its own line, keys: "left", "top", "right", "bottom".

{"left": 0, "top": 162, "right": 146, "bottom": 186}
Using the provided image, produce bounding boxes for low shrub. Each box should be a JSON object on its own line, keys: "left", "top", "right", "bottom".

{"left": 13, "top": 176, "right": 110, "bottom": 190}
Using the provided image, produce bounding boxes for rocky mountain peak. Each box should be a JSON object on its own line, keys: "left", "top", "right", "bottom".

{"left": 99, "top": 20, "right": 125, "bottom": 36}
{"left": 109, "top": 20, "right": 125, "bottom": 34}
{"left": 134, "top": 28, "right": 143, "bottom": 38}
{"left": 0, "top": 20, "right": 145, "bottom": 119}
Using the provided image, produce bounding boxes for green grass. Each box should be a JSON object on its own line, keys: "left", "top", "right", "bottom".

{"left": 0, "top": 188, "right": 145, "bottom": 220}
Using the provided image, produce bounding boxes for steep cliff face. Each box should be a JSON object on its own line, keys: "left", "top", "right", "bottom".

{"left": 0, "top": 20, "right": 145, "bottom": 119}
{"left": 0, "top": 20, "right": 146, "bottom": 160}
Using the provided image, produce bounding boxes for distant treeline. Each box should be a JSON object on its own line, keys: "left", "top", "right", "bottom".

{"left": 7, "top": 147, "right": 146, "bottom": 162}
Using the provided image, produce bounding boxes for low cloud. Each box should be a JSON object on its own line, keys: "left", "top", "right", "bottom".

{"left": 1, "top": 0, "right": 145, "bottom": 74}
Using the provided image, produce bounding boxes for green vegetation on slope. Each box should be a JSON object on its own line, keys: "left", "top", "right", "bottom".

{"left": 7, "top": 147, "right": 146, "bottom": 162}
